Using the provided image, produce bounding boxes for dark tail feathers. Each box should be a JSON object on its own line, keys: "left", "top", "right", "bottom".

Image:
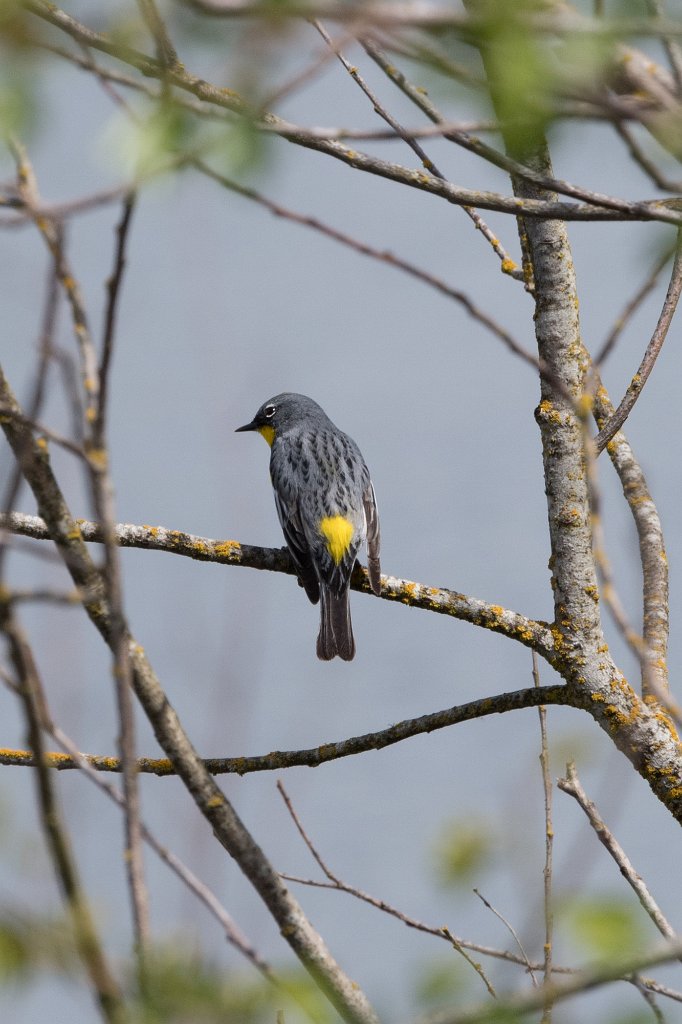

{"left": 317, "top": 586, "right": 355, "bottom": 661}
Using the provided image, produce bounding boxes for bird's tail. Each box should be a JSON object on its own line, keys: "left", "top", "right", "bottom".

{"left": 317, "top": 585, "right": 355, "bottom": 661}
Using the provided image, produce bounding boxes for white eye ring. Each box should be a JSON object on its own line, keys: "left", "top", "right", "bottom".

{"left": 264, "top": 405, "right": 276, "bottom": 418}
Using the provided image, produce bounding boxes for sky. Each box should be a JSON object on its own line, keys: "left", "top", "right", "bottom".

{"left": 1, "top": 4, "right": 682, "bottom": 1022}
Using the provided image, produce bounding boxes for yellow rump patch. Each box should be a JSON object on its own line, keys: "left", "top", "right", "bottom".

{"left": 258, "top": 425, "right": 275, "bottom": 447}
{"left": 319, "top": 515, "right": 354, "bottom": 565}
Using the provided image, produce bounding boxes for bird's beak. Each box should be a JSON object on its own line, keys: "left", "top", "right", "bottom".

{"left": 235, "top": 419, "right": 258, "bottom": 433}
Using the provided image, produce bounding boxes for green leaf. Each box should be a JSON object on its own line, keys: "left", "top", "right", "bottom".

{"left": 433, "top": 817, "right": 495, "bottom": 886}
{"left": 562, "top": 895, "right": 646, "bottom": 959}
{"left": 414, "top": 957, "right": 471, "bottom": 1008}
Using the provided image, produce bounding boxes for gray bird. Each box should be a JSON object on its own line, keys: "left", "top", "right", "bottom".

{"left": 236, "top": 393, "right": 381, "bottom": 661}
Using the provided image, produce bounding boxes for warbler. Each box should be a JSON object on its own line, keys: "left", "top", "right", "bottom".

{"left": 236, "top": 393, "right": 381, "bottom": 661}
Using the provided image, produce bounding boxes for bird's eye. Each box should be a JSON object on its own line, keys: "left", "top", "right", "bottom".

{"left": 264, "top": 405, "right": 276, "bottom": 419}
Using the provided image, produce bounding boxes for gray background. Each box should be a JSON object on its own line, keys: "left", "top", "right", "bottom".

{"left": 1, "top": 5, "right": 681, "bottom": 1021}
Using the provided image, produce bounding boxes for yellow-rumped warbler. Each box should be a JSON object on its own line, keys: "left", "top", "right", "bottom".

{"left": 236, "top": 393, "right": 381, "bottom": 661}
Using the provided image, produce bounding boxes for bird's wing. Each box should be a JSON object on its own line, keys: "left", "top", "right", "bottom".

{"left": 363, "top": 481, "right": 381, "bottom": 595}
{"left": 273, "top": 490, "right": 320, "bottom": 604}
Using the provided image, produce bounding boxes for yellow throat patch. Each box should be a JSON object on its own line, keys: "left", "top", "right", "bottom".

{"left": 319, "top": 516, "right": 354, "bottom": 565}
{"left": 258, "top": 425, "right": 275, "bottom": 447}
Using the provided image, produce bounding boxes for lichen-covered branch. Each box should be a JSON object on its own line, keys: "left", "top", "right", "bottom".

{"left": 592, "top": 379, "right": 669, "bottom": 697}
{"left": 0, "top": 510, "right": 556, "bottom": 659}
{"left": 0, "top": 684, "right": 570, "bottom": 776}
{"left": 464, "top": 0, "right": 682, "bottom": 819}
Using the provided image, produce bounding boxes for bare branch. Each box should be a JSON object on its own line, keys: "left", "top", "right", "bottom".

{"left": 93, "top": 194, "right": 149, "bottom": 957}
{"left": 0, "top": 614, "right": 125, "bottom": 1021}
{"left": 591, "top": 376, "right": 670, "bottom": 699}
{"left": 558, "top": 763, "right": 679, "bottom": 950}
{"left": 98, "top": 194, "right": 136, "bottom": 440}
{"left": 194, "top": 160, "right": 541, "bottom": 369}
{"left": 613, "top": 121, "right": 682, "bottom": 193}
{"left": 595, "top": 242, "right": 676, "bottom": 365}
{"left": 0, "top": 684, "right": 571, "bottom": 776}
{"left": 49, "top": 724, "right": 281, "bottom": 986}
{"left": 595, "top": 232, "right": 682, "bottom": 451}
{"left": 428, "top": 938, "right": 682, "bottom": 1024}
{"left": 8, "top": 138, "right": 100, "bottom": 429}
{"left": 136, "top": 0, "right": 179, "bottom": 68}
{"left": 441, "top": 926, "right": 497, "bottom": 999}
{"left": 472, "top": 888, "right": 537, "bottom": 987}
{"left": 313, "top": 25, "right": 520, "bottom": 276}
{"left": 20, "top": 2, "right": 682, "bottom": 225}
{"left": 533, "top": 651, "right": 553, "bottom": 1014}
{"left": 360, "top": 35, "right": 667, "bottom": 222}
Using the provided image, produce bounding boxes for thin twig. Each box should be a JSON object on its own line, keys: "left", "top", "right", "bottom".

{"left": 194, "top": 158, "right": 540, "bottom": 367}
{"left": 596, "top": 230, "right": 682, "bottom": 451}
{"left": 0, "top": 248, "right": 60, "bottom": 577}
{"left": 136, "top": 0, "right": 179, "bottom": 68}
{"left": 97, "top": 194, "right": 136, "bottom": 444}
{"left": 441, "top": 926, "right": 497, "bottom": 999}
{"left": 8, "top": 138, "right": 100, "bottom": 429}
{"left": 0, "top": 405, "right": 87, "bottom": 460}
{"left": 356, "top": 33, "right": 522, "bottom": 277}
{"left": 632, "top": 974, "right": 666, "bottom": 1022}
{"left": 278, "top": 782, "right": 505, "bottom": 988}
{"left": 94, "top": 195, "right": 149, "bottom": 959}
{"left": 0, "top": 613, "right": 125, "bottom": 1021}
{"left": 49, "top": 723, "right": 278, "bottom": 984}
{"left": 595, "top": 242, "right": 676, "bottom": 365}
{"left": 426, "top": 937, "right": 682, "bottom": 1024}
{"left": 361, "top": 34, "right": 670, "bottom": 222}
{"left": 583, "top": 413, "right": 651, "bottom": 672}
{"left": 646, "top": 0, "right": 682, "bottom": 94}
{"left": 21, "top": 2, "right": 682, "bottom": 225}
{"left": 613, "top": 121, "right": 682, "bottom": 192}
{"left": 3, "top": 587, "right": 82, "bottom": 605}
{"left": 473, "top": 889, "right": 537, "bottom": 986}
{"left": 558, "top": 762, "right": 679, "bottom": 950}
{"left": 533, "top": 651, "right": 554, "bottom": 1020}
{"left": 591, "top": 372, "right": 671, "bottom": 700}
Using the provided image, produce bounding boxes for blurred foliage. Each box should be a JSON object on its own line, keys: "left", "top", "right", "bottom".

{"left": 413, "top": 955, "right": 474, "bottom": 1011}
{"left": 0, "top": 2, "right": 37, "bottom": 139}
{"left": 433, "top": 816, "right": 495, "bottom": 887}
{"left": 561, "top": 894, "right": 646, "bottom": 959}
{"left": 607, "top": 1014, "right": 662, "bottom": 1024}
{"left": 102, "top": 101, "right": 199, "bottom": 180}
{"left": 128, "top": 947, "right": 342, "bottom": 1024}
{"left": 0, "top": 908, "right": 77, "bottom": 981}
{"left": 462, "top": 0, "right": 557, "bottom": 154}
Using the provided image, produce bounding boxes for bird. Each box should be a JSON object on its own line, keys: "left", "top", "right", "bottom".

{"left": 236, "top": 393, "right": 381, "bottom": 661}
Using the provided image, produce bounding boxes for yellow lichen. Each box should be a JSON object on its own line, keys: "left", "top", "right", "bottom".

{"left": 214, "top": 540, "right": 241, "bottom": 558}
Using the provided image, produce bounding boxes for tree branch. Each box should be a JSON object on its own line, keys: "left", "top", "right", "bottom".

{"left": 0, "top": 684, "right": 570, "bottom": 775}
{"left": 595, "top": 231, "right": 682, "bottom": 451}
{"left": 0, "top": 612, "right": 125, "bottom": 1021}
{"left": 0, "top": 510, "right": 556, "bottom": 657}
{"left": 590, "top": 375, "right": 670, "bottom": 698}
{"left": 21, "top": 2, "right": 682, "bottom": 225}
{"left": 559, "top": 762, "right": 679, "bottom": 950}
